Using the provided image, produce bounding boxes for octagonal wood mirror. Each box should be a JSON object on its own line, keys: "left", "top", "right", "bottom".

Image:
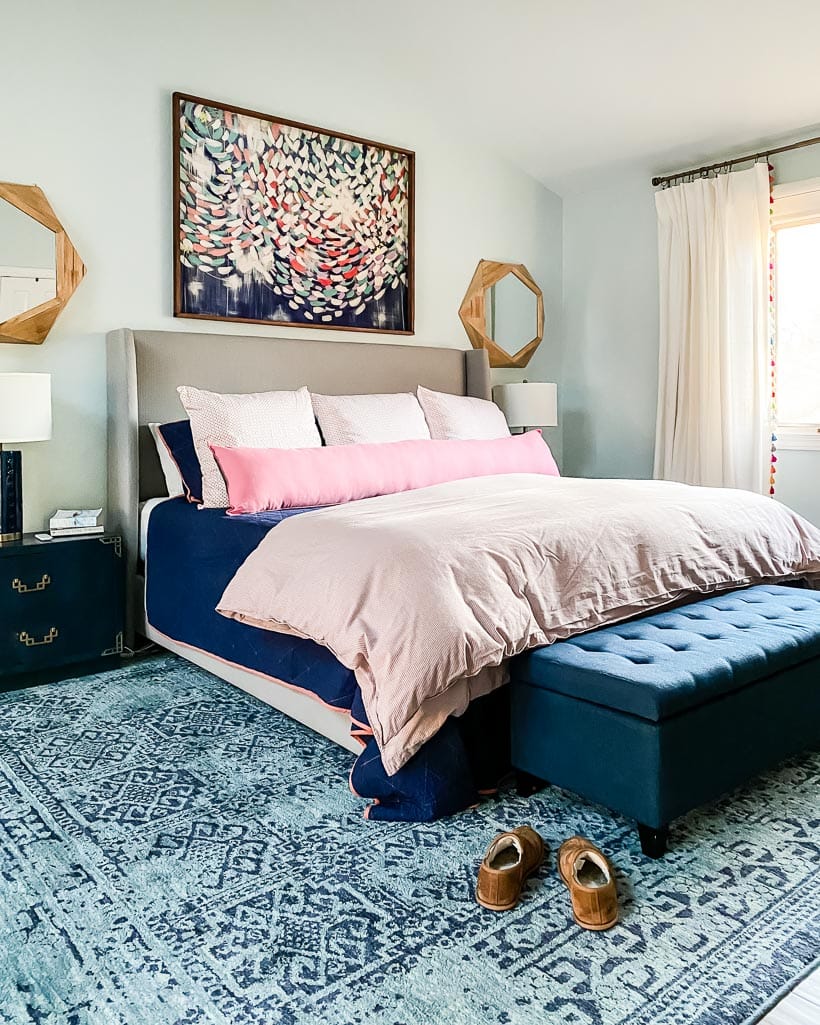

{"left": 0, "top": 182, "right": 85, "bottom": 345}
{"left": 458, "top": 259, "right": 544, "bottom": 368}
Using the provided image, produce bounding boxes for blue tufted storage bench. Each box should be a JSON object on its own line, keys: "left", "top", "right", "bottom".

{"left": 510, "top": 585, "right": 820, "bottom": 858}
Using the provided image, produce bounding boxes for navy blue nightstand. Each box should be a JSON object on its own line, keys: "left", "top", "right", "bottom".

{"left": 0, "top": 533, "right": 125, "bottom": 685}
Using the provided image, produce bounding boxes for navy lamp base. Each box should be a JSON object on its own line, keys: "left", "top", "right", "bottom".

{"left": 0, "top": 447, "right": 23, "bottom": 544}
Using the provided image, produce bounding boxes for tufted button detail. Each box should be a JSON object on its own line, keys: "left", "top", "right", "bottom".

{"left": 516, "top": 584, "right": 820, "bottom": 722}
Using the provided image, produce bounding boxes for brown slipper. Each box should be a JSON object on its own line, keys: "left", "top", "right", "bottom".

{"left": 557, "top": 836, "right": 618, "bottom": 931}
{"left": 476, "top": 825, "right": 545, "bottom": 911}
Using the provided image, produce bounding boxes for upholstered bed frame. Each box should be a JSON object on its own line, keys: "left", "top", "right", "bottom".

{"left": 106, "top": 328, "right": 491, "bottom": 748}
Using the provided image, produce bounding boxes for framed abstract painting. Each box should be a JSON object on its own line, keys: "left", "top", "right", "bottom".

{"left": 173, "top": 92, "right": 414, "bottom": 334}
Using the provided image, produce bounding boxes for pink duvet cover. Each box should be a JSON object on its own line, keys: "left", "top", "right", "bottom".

{"left": 217, "top": 475, "right": 820, "bottom": 775}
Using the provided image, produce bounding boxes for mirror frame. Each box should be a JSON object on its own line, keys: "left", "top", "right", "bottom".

{"left": 458, "top": 259, "right": 544, "bottom": 368}
{"left": 0, "top": 182, "right": 85, "bottom": 345}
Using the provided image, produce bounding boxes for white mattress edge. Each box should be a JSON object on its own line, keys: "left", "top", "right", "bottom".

{"left": 139, "top": 496, "right": 172, "bottom": 561}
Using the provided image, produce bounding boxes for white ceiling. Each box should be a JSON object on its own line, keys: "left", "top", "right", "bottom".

{"left": 305, "top": 0, "right": 820, "bottom": 194}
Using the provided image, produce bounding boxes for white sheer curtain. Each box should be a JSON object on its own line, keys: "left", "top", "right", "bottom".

{"left": 654, "top": 163, "right": 770, "bottom": 493}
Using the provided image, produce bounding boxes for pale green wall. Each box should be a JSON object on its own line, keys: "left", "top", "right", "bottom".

{"left": 0, "top": 2, "right": 562, "bottom": 531}
{"left": 562, "top": 150, "right": 820, "bottom": 525}
{"left": 562, "top": 173, "right": 659, "bottom": 479}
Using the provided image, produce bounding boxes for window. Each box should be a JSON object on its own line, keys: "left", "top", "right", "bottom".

{"left": 772, "top": 179, "right": 820, "bottom": 449}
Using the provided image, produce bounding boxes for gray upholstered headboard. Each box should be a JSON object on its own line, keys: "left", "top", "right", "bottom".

{"left": 106, "top": 327, "right": 491, "bottom": 639}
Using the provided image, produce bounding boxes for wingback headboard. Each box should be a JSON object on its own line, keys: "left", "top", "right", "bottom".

{"left": 106, "top": 328, "right": 491, "bottom": 640}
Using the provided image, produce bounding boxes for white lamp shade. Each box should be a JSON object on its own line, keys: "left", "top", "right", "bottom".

{"left": 493, "top": 382, "right": 557, "bottom": 429}
{"left": 0, "top": 373, "right": 52, "bottom": 443}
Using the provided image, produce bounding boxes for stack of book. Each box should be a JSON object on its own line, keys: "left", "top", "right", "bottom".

{"left": 49, "top": 509, "right": 104, "bottom": 538}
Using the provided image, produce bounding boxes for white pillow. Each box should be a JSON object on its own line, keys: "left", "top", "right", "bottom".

{"left": 312, "top": 392, "right": 431, "bottom": 446}
{"left": 178, "top": 385, "right": 322, "bottom": 508}
{"left": 417, "top": 386, "right": 511, "bottom": 441}
{"left": 148, "top": 423, "right": 184, "bottom": 498}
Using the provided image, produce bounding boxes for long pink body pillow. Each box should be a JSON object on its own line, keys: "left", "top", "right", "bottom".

{"left": 211, "top": 430, "right": 559, "bottom": 514}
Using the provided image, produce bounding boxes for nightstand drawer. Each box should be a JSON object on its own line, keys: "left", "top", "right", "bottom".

{"left": 0, "top": 549, "right": 84, "bottom": 618}
{"left": 0, "top": 536, "right": 125, "bottom": 678}
{"left": 0, "top": 618, "right": 111, "bottom": 675}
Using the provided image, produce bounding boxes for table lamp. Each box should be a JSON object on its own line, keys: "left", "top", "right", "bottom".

{"left": 493, "top": 382, "right": 558, "bottom": 431}
{"left": 0, "top": 373, "right": 52, "bottom": 543}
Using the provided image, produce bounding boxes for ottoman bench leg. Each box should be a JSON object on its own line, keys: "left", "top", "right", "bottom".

{"left": 638, "top": 823, "right": 669, "bottom": 859}
{"left": 516, "top": 770, "right": 548, "bottom": 797}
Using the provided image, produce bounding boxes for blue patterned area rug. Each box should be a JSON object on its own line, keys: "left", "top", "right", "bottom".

{"left": 0, "top": 654, "right": 818, "bottom": 1025}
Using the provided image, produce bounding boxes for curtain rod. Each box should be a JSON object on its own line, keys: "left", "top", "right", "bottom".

{"left": 651, "top": 133, "right": 820, "bottom": 187}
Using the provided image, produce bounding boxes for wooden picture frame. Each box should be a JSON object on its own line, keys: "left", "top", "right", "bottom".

{"left": 173, "top": 92, "right": 415, "bottom": 335}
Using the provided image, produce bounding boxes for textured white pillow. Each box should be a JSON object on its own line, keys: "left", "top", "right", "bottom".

{"left": 178, "top": 385, "right": 322, "bottom": 507}
{"left": 417, "top": 386, "right": 511, "bottom": 441}
{"left": 311, "top": 392, "right": 431, "bottom": 446}
{"left": 148, "top": 423, "right": 185, "bottom": 498}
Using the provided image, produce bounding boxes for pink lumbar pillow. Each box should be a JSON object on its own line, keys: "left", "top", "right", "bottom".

{"left": 211, "top": 430, "right": 559, "bottom": 514}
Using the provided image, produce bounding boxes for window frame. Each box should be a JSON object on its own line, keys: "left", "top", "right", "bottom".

{"left": 772, "top": 178, "right": 820, "bottom": 450}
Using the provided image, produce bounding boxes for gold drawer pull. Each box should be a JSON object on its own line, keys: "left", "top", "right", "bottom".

{"left": 18, "top": 628, "right": 59, "bottom": 647}
{"left": 12, "top": 574, "right": 51, "bottom": 594}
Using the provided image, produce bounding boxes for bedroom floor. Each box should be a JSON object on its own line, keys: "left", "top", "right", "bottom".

{"left": 0, "top": 653, "right": 818, "bottom": 1025}
{"left": 760, "top": 966, "right": 820, "bottom": 1024}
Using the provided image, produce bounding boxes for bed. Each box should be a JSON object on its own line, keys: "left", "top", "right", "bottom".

{"left": 106, "top": 328, "right": 499, "bottom": 818}
{"left": 107, "top": 328, "right": 820, "bottom": 823}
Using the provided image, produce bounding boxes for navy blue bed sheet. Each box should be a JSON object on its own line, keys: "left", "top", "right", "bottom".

{"left": 145, "top": 498, "right": 509, "bottom": 820}
{"left": 145, "top": 499, "right": 359, "bottom": 713}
